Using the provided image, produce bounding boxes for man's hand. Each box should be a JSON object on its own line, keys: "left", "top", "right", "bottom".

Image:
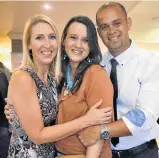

{"left": 4, "top": 98, "right": 14, "bottom": 124}
{"left": 78, "top": 125, "right": 101, "bottom": 146}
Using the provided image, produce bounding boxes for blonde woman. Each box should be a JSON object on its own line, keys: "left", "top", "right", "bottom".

{"left": 6, "top": 14, "right": 111, "bottom": 158}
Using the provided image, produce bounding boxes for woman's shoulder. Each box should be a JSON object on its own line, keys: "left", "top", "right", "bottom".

{"left": 13, "top": 69, "right": 31, "bottom": 77}
{"left": 11, "top": 69, "right": 33, "bottom": 85}
{"left": 8, "top": 69, "right": 36, "bottom": 97}
{"left": 83, "top": 64, "right": 110, "bottom": 84}
{"left": 86, "top": 64, "right": 106, "bottom": 75}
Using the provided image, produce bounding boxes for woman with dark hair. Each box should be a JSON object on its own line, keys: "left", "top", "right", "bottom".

{"left": 59, "top": 16, "right": 102, "bottom": 93}
{"left": 56, "top": 16, "right": 113, "bottom": 158}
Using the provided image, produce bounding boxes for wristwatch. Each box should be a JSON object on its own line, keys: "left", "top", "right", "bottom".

{"left": 100, "top": 124, "right": 110, "bottom": 140}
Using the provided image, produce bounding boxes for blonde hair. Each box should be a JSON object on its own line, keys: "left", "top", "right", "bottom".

{"left": 21, "top": 14, "right": 61, "bottom": 81}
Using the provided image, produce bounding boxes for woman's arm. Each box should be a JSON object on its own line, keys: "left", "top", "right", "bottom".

{"left": 83, "top": 65, "right": 113, "bottom": 158}
{"left": 8, "top": 70, "right": 110, "bottom": 145}
{"left": 86, "top": 140, "right": 104, "bottom": 158}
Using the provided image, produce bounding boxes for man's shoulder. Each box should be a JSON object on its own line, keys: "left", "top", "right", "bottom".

{"left": 132, "top": 47, "right": 159, "bottom": 73}
{"left": 134, "top": 47, "right": 158, "bottom": 62}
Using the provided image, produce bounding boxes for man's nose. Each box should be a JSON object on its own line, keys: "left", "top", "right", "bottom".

{"left": 108, "top": 25, "right": 117, "bottom": 33}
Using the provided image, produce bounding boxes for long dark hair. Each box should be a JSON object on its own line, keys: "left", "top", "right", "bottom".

{"left": 58, "top": 16, "right": 102, "bottom": 94}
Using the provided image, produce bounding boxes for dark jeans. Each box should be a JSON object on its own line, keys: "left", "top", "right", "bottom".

{"left": 112, "top": 140, "right": 158, "bottom": 158}
{"left": 0, "top": 127, "right": 11, "bottom": 158}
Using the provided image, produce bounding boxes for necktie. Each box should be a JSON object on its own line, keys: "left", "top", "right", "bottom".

{"left": 110, "top": 58, "right": 119, "bottom": 146}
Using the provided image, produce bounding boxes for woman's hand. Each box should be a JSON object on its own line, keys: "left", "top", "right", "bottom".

{"left": 83, "top": 100, "right": 112, "bottom": 126}
{"left": 4, "top": 98, "right": 14, "bottom": 124}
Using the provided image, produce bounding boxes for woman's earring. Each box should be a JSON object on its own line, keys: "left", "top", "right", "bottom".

{"left": 62, "top": 52, "right": 67, "bottom": 60}
{"left": 29, "top": 48, "right": 33, "bottom": 60}
{"left": 86, "top": 57, "right": 91, "bottom": 63}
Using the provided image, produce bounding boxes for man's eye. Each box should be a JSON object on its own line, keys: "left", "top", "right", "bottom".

{"left": 100, "top": 24, "right": 109, "bottom": 31}
{"left": 114, "top": 22, "right": 121, "bottom": 27}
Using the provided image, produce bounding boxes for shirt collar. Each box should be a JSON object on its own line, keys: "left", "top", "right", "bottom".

{"left": 105, "top": 41, "right": 136, "bottom": 66}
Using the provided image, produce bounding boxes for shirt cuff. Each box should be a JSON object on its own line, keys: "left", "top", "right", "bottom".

{"left": 122, "top": 110, "right": 153, "bottom": 136}
{"left": 124, "top": 108, "right": 146, "bottom": 127}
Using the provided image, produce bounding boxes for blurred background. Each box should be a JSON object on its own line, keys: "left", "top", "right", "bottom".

{"left": 0, "top": 0, "right": 158, "bottom": 70}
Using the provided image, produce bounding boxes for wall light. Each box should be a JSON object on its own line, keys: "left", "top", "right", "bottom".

{"left": 43, "top": 4, "right": 51, "bottom": 10}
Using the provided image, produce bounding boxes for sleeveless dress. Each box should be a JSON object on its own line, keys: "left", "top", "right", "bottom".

{"left": 8, "top": 67, "right": 58, "bottom": 158}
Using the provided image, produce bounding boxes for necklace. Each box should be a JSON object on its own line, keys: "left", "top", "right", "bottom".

{"left": 66, "top": 64, "right": 74, "bottom": 89}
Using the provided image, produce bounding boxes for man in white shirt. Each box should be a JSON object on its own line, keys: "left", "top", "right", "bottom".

{"left": 79, "top": 2, "right": 159, "bottom": 158}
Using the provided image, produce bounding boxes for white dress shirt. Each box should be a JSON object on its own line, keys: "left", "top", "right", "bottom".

{"left": 101, "top": 42, "right": 159, "bottom": 150}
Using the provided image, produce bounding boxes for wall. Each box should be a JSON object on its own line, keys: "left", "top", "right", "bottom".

{"left": 0, "top": 36, "right": 11, "bottom": 69}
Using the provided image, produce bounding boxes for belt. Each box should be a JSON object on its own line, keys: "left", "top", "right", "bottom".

{"left": 112, "top": 139, "right": 156, "bottom": 158}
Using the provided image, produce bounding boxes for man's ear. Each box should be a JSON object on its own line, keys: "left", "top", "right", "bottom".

{"left": 127, "top": 17, "right": 132, "bottom": 31}
{"left": 97, "top": 27, "right": 102, "bottom": 39}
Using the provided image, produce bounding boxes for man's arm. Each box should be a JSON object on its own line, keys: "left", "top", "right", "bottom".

{"left": 79, "top": 55, "right": 159, "bottom": 146}
{"left": 78, "top": 119, "right": 131, "bottom": 146}
{"left": 123, "top": 56, "right": 159, "bottom": 137}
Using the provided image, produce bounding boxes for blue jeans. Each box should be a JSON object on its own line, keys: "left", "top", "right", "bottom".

{"left": 0, "top": 127, "right": 11, "bottom": 158}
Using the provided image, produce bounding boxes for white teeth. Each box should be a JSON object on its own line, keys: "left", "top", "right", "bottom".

{"left": 72, "top": 50, "right": 82, "bottom": 54}
{"left": 110, "top": 37, "right": 118, "bottom": 40}
{"left": 41, "top": 52, "right": 52, "bottom": 55}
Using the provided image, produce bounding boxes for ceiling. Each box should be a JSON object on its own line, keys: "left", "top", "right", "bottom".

{"left": 0, "top": 1, "right": 159, "bottom": 43}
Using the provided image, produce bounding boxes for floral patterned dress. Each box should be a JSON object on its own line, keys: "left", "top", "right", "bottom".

{"left": 8, "top": 67, "right": 58, "bottom": 158}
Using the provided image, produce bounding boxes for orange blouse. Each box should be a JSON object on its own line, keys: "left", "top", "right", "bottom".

{"left": 56, "top": 65, "right": 113, "bottom": 155}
